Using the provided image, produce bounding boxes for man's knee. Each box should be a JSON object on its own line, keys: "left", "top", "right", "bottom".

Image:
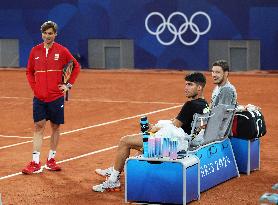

{"left": 34, "top": 120, "right": 46, "bottom": 132}
{"left": 119, "top": 136, "right": 129, "bottom": 147}
{"left": 119, "top": 134, "right": 141, "bottom": 148}
{"left": 50, "top": 122, "right": 60, "bottom": 132}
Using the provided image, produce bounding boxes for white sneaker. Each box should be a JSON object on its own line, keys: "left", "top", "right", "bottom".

{"left": 95, "top": 167, "right": 113, "bottom": 177}
{"left": 92, "top": 179, "right": 121, "bottom": 192}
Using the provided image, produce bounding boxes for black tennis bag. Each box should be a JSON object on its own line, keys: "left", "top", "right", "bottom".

{"left": 232, "top": 109, "right": 267, "bottom": 139}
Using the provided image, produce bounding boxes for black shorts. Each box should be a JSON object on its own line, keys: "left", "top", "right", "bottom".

{"left": 33, "top": 96, "right": 64, "bottom": 124}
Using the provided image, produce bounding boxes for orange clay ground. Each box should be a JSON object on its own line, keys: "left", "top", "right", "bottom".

{"left": 0, "top": 69, "right": 277, "bottom": 205}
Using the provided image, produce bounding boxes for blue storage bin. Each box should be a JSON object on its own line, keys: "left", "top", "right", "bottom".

{"left": 230, "top": 137, "right": 260, "bottom": 175}
{"left": 125, "top": 155, "right": 200, "bottom": 204}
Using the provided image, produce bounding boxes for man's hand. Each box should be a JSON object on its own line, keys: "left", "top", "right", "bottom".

{"left": 58, "top": 84, "right": 69, "bottom": 93}
{"left": 172, "top": 119, "right": 183, "bottom": 128}
{"left": 149, "top": 124, "right": 160, "bottom": 133}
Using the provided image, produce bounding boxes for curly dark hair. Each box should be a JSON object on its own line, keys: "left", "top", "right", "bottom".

{"left": 184, "top": 72, "right": 206, "bottom": 88}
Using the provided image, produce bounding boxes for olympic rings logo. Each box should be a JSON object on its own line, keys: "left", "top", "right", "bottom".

{"left": 145, "top": 11, "right": 211, "bottom": 46}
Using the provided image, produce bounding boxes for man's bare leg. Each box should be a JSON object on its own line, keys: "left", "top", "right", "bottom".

{"left": 32, "top": 120, "right": 46, "bottom": 163}
{"left": 92, "top": 133, "right": 143, "bottom": 192}
{"left": 46, "top": 122, "right": 62, "bottom": 171}
{"left": 33, "top": 120, "right": 46, "bottom": 152}
{"left": 22, "top": 120, "right": 46, "bottom": 174}
{"left": 113, "top": 133, "right": 142, "bottom": 172}
{"left": 50, "top": 122, "right": 60, "bottom": 151}
{"left": 109, "top": 133, "right": 142, "bottom": 181}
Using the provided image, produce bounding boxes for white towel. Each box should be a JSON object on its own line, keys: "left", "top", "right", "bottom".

{"left": 154, "top": 120, "right": 191, "bottom": 151}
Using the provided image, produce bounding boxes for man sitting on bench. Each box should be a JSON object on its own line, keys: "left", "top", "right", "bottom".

{"left": 92, "top": 72, "right": 209, "bottom": 192}
{"left": 210, "top": 59, "right": 237, "bottom": 107}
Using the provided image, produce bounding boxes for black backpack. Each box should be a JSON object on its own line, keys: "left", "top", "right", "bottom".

{"left": 232, "top": 109, "right": 267, "bottom": 139}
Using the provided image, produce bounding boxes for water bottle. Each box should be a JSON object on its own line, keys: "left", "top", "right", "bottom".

{"left": 155, "top": 136, "right": 162, "bottom": 157}
{"left": 140, "top": 116, "right": 150, "bottom": 158}
{"left": 170, "top": 138, "right": 178, "bottom": 160}
{"left": 162, "top": 137, "right": 170, "bottom": 157}
{"left": 140, "top": 116, "right": 149, "bottom": 133}
{"left": 148, "top": 136, "right": 155, "bottom": 158}
{"left": 142, "top": 132, "right": 150, "bottom": 158}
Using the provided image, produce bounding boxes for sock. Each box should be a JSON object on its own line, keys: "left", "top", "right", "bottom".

{"left": 32, "top": 151, "right": 40, "bottom": 164}
{"left": 108, "top": 167, "right": 120, "bottom": 183}
{"left": 48, "top": 150, "right": 56, "bottom": 160}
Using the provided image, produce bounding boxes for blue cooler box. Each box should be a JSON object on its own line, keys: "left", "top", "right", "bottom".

{"left": 230, "top": 137, "right": 260, "bottom": 175}
{"left": 125, "top": 155, "right": 200, "bottom": 205}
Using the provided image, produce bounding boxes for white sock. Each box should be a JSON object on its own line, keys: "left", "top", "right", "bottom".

{"left": 108, "top": 167, "right": 120, "bottom": 183}
{"left": 48, "top": 150, "right": 56, "bottom": 160}
{"left": 32, "top": 151, "right": 40, "bottom": 164}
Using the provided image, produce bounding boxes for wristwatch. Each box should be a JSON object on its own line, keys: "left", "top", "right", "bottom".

{"left": 66, "top": 83, "right": 72, "bottom": 90}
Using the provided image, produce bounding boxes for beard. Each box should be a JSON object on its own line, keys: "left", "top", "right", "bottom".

{"left": 187, "top": 92, "right": 198, "bottom": 99}
{"left": 214, "top": 77, "right": 224, "bottom": 85}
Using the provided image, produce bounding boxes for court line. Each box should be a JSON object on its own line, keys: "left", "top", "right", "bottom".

{"left": 0, "top": 133, "right": 141, "bottom": 139}
{"left": 73, "top": 99, "right": 179, "bottom": 105}
{"left": 0, "top": 97, "right": 30, "bottom": 100}
{"left": 0, "top": 145, "right": 118, "bottom": 181}
{"left": 0, "top": 96, "right": 180, "bottom": 105}
{"left": 0, "top": 135, "right": 32, "bottom": 139}
{"left": 0, "top": 104, "right": 182, "bottom": 150}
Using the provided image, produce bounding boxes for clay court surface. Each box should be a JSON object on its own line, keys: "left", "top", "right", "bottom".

{"left": 0, "top": 69, "right": 277, "bottom": 205}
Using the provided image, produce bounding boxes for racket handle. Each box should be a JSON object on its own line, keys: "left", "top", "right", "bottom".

{"left": 65, "top": 91, "right": 69, "bottom": 101}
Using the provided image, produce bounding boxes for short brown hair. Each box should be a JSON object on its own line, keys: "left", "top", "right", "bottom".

{"left": 40, "top": 21, "right": 58, "bottom": 33}
{"left": 212, "top": 60, "right": 229, "bottom": 72}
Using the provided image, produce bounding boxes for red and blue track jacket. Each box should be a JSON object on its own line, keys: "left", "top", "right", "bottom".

{"left": 26, "top": 42, "right": 80, "bottom": 102}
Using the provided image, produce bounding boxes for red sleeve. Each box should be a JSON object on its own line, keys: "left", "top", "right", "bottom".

{"left": 64, "top": 48, "right": 80, "bottom": 85}
{"left": 26, "top": 48, "right": 36, "bottom": 91}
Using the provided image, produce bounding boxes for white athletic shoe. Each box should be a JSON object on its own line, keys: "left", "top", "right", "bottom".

{"left": 95, "top": 167, "right": 113, "bottom": 177}
{"left": 92, "top": 179, "right": 121, "bottom": 192}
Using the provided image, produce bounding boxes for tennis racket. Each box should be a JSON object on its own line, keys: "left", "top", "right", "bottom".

{"left": 62, "top": 60, "right": 74, "bottom": 101}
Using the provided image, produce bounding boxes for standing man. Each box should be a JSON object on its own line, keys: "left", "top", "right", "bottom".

{"left": 211, "top": 60, "right": 237, "bottom": 107}
{"left": 92, "top": 72, "right": 209, "bottom": 192}
{"left": 23, "top": 21, "right": 80, "bottom": 174}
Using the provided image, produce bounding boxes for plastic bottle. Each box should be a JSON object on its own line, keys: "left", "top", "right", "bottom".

{"left": 140, "top": 116, "right": 149, "bottom": 133}
{"left": 148, "top": 135, "right": 155, "bottom": 158}
{"left": 155, "top": 136, "right": 162, "bottom": 157}
{"left": 140, "top": 116, "right": 150, "bottom": 158}
{"left": 162, "top": 137, "right": 170, "bottom": 157}
{"left": 170, "top": 137, "right": 178, "bottom": 160}
{"left": 142, "top": 132, "right": 150, "bottom": 158}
